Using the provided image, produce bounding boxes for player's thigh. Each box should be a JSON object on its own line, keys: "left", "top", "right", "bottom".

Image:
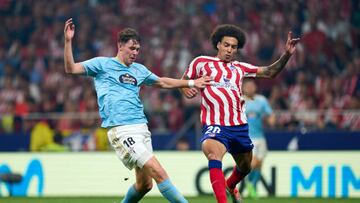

{"left": 107, "top": 124, "right": 153, "bottom": 170}
{"left": 252, "top": 138, "right": 268, "bottom": 161}
{"left": 202, "top": 139, "right": 227, "bottom": 160}
{"left": 231, "top": 150, "right": 253, "bottom": 172}
{"left": 201, "top": 125, "right": 229, "bottom": 160}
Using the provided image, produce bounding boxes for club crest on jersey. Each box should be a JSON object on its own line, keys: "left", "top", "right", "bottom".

{"left": 230, "top": 65, "right": 236, "bottom": 71}
{"left": 119, "top": 73, "right": 137, "bottom": 86}
{"left": 223, "top": 76, "right": 231, "bottom": 82}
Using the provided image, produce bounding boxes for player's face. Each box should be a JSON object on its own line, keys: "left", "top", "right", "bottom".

{"left": 118, "top": 39, "right": 140, "bottom": 66}
{"left": 216, "top": 36, "right": 238, "bottom": 62}
{"left": 243, "top": 81, "right": 257, "bottom": 97}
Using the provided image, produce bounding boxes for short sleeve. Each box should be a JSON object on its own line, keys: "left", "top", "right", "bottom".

{"left": 184, "top": 57, "right": 204, "bottom": 79}
{"left": 81, "top": 57, "right": 104, "bottom": 77}
{"left": 143, "top": 73, "right": 159, "bottom": 85}
{"left": 239, "top": 62, "right": 259, "bottom": 78}
{"left": 134, "top": 63, "right": 159, "bottom": 85}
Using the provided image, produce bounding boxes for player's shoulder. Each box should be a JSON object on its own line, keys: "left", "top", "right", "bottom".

{"left": 92, "top": 56, "right": 112, "bottom": 62}
{"left": 131, "top": 62, "right": 152, "bottom": 74}
{"left": 233, "top": 61, "right": 256, "bottom": 68}
{"left": 88, "top": 56, "right": 114, "bottom": 66}
{"left": 131, "top": 62, "right": 148, "bottom": 70}
{"left": 190, "top": 55, "right": 220, "bottom": 64}
{"left": 255, "top": 94, "right": 268, "bottom": 102}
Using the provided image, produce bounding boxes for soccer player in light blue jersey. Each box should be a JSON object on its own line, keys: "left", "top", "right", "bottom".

{"left": 63, "top": 18, "right": 211, "bottom": 203}
{"left": 243, "top": 79, "right": 275, "bottom": 199}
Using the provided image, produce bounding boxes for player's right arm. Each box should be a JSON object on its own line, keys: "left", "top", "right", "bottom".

{"left": 180, "top": 74, "right": 199, "bottom": 99}
{"left": 64, "top": 18, "right": 86, "bottom": 74}
{"left": 267, "top": 113, "right": 276, "bottom": 128}
{"left": 179, "top": 57, "right": 204, "bottom": 99}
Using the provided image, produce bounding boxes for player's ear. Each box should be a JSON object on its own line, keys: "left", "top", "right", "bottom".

{"left": 117, "top": 42, "right": 123, "bottom": 50}
{"left": 217, "top": 42, "right": 221, "bottom": 50}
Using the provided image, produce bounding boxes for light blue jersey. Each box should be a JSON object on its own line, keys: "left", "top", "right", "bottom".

{"left": 245, "top": 94, "right": 273, "bottom": 139}
{"left": 81, "top": 57, "right": 159, "bottom": 128}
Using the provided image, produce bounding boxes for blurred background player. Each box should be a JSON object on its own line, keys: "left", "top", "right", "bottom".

{"left": 181, "top": 24, "right": 299, "bottom": 203}
{"left": 63, "top": 18, "right": 211, "bottom": 203}
{"left": 243, "top": 79, "right": 275, "bottom": 199}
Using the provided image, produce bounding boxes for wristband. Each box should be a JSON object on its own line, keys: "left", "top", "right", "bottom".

{"left": 188, "top": 80, "right": 195, "bottom": 88}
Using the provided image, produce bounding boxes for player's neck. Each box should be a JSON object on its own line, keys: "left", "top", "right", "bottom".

{"left": 215, "top": 55, "right": 232, "bottom": 63}
{"left": 116, "top": 55, "right": 129, "bottom": 67}
{"left": 245, "top": 95, "right": 255, "bottom": 100}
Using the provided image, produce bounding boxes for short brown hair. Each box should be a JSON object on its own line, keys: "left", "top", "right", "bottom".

{"left": 210, "top": 24, "right": 246, "bottom": 50}
{"left": 117, "top": 28, "right": 141, "bottom": 44}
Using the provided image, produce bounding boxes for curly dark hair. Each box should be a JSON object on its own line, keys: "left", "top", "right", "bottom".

{"left": 210, "top": 24, "right": 246, "bottom": 50}
{"left": 117, "top": 28, "right": 141, "bottom": 44}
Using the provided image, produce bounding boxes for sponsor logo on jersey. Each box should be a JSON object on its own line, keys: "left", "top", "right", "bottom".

{"left": 119, "top": 74, "right": 137, "bottom": 86}
{"left": 223, "top": 76, "right": 230, "bottom": 82}
{"left": 211, "top": 75, "right": 239, "bottom": 91}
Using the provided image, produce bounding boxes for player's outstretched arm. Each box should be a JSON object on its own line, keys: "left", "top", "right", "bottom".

{"left": 63, "top": 18, "right": 85, "bottom": 74}
{"left": 256, "top": 31, "right": 300, "bottom": 79}
{"left": 179, "top": 75, "right": 199, "bottom": 99}
{"left": 154, "top": 76, "right": 212, "bottom": 89}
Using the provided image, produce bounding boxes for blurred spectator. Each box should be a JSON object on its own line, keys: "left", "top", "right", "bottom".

{"left": 30, "top": 121, "right": 68, "bottom": 152}
{"left": 93, "top": 127, "right": 110, "bottom": 151}
{"left": 175, "top": 137, "right": 190, "bottom": 151}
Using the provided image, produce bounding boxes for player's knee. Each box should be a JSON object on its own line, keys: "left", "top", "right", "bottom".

{"left": 137, "top": 182, "right": 153, "bottom": 193}
{"left": 205, "top": 152, "right": 221, "bottom": 160}
{"left": 238, "top": 161, "right": 252, "bottom": 175}
{"left": 144, "top": 163, "right": 169, "bottom": 183}
{"left": 244, "top": 166, "right": 252, "bottom": 175}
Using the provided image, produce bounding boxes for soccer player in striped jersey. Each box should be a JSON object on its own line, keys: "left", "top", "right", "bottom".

{"left": 181, "top": 24, "right": 299, "bottom": 203}
{"left": 243, "top": 79, "right": 275, "bottom": 199}
{"left": 64, "top": 18, "right": 211, "bottom": 203}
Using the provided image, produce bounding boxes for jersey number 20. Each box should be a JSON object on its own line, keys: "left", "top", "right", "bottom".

{"left": 205, "top": 126, "right": 221, "bottom": 134}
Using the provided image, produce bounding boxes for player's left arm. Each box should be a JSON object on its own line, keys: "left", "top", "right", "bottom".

{"left": 263, "top": 97, "right": 276, "bottom": 128}
{"left": 256, "top": 31, "right": 300, "bottom": 79}
{"left": 267, "top": 113, "right": 276, "bottom": 128}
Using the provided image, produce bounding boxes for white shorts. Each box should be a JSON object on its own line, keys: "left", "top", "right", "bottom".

{"left": 252, "top": 138, "right": 268, "bottom": 160}
{"left": 107, "top": 123, "right": 153, "bottom": 170}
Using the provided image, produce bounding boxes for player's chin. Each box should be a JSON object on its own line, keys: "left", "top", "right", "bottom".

{"left": 129, "top": 57, "right": 136, "bottom": 63}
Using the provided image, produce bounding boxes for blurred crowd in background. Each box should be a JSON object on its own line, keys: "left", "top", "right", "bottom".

{"left": 0, "top": 0, "right": 359, "bottom": 151}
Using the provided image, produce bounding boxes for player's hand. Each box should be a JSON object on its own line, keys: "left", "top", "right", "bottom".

{"left": 285, "top": 31, "right": 300, "bottom": 55}
{"left": 182, "top": 87, "right": 198, "bottom": 99}
{"left": 194, "top": 76, "right": 212, "bottom": 89}
{"left": 64, "top": 18, "right": 75, "bottom": 42}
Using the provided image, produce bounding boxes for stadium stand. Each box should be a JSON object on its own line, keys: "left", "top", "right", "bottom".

{"left": 0, "top": 0, "right": 359, "bottom": 151}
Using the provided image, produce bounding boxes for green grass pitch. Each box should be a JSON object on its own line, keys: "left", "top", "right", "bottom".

{"left": 0, "top": 196, "right": 359, "bottom": 203}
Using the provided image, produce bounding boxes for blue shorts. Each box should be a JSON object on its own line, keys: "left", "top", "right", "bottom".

{"left": 201, "top": 124, "right": 254, "bottom": 154}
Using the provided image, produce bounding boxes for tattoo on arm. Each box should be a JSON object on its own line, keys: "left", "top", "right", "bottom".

{"left": 260, "top": 52, "right": 291, "bottom": 78}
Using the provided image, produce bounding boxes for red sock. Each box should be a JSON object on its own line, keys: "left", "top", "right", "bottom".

{"left": 226, "top": 166, "right": 246, "bottom": 189}
{"left": 209, "top": 168, "right": 227, "bottom": 203}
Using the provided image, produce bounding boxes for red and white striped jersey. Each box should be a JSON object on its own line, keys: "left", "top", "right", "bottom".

{"left": 184, "top": 56, "right": 259, "bottom": 126}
